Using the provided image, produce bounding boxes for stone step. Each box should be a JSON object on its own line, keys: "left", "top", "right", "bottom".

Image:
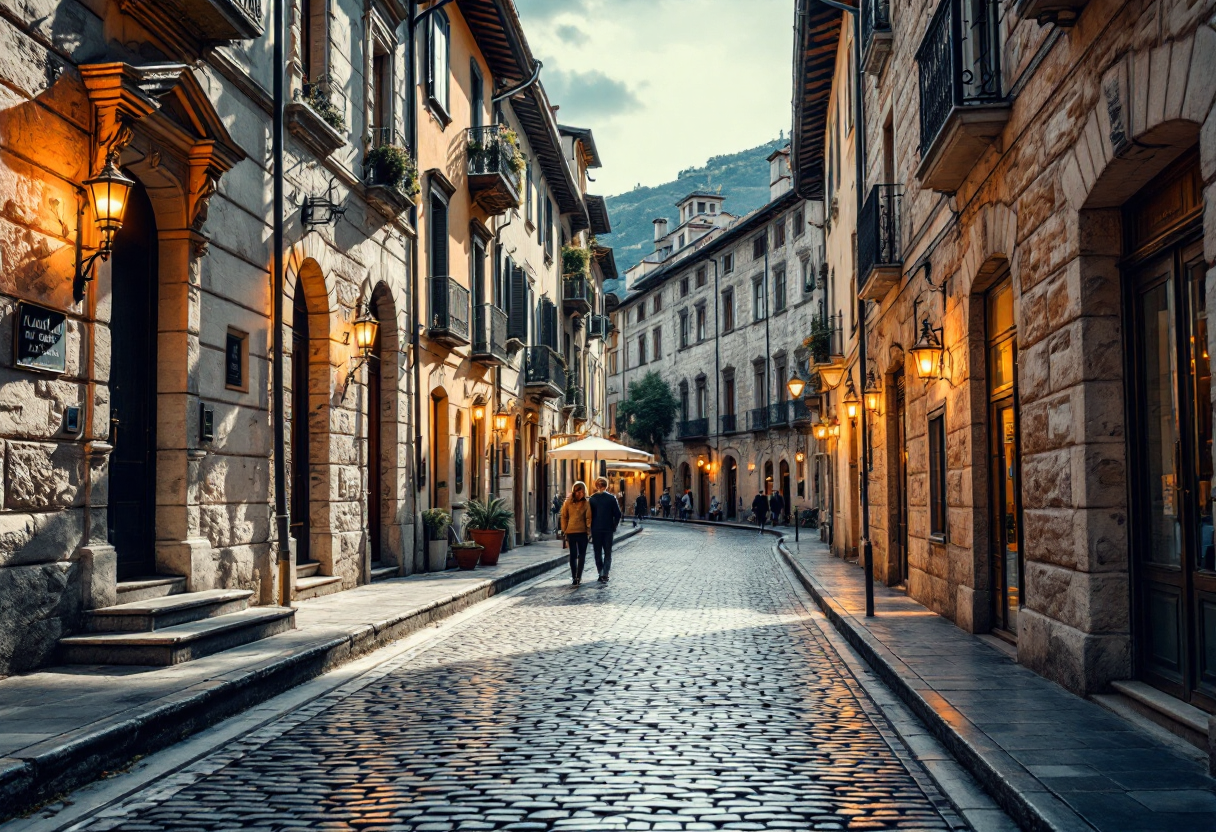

{"left": 85, "top": 589, "right": 254, "bottom": 633}
{"left": 370, "top": 564, "right": 397, "bottom": 582}
{"left": 295, "top": 574, "right": 343, "bottom": 601}
{"left": 115, "top": 576, "right": 187, "bottom": 605}
{"left": 296, "top": 561, "right": 321, "bottom": 579}
{"left": 59, "top": 607, "right": 296, "bottom": 667}
{"left": 1099, "top": 680, "right": 1211, "bottom": 752}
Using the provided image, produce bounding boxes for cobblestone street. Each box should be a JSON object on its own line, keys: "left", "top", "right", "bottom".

{"left": 71, "top": 526, "right": 965, "bottom": 831}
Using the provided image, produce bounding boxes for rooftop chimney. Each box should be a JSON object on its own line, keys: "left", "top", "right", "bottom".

{"left": 653, "top": 218, "right": 669, "bottom": 249}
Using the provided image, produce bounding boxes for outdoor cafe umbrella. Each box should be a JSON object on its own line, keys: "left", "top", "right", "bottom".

{"left": 546, "top": 436, "right": 652, "bottom": 470}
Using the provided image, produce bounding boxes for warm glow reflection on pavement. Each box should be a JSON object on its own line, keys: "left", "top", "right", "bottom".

{"left": 74, "top": 525, "right": 963, "bottom": 831}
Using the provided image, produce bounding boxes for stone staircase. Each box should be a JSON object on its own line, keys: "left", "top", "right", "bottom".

{"left": 294, "top": 560, "right": 342, "bottom": 600}
{"left": 59, "top": 585, "right": 295, "bottom": 667}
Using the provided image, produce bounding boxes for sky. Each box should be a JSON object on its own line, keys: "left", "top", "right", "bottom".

{"left": 515, "top": 0, "right": 796, "bottom": 198}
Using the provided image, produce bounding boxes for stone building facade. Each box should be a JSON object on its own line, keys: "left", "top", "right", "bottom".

{"left": 0, "top": 0, "right": 613, "bottom": 678}
{"left": 608, "top": 152, "right": 830, "bottom": 523}
{"left": 793, "top": 0, "right": 1216, "bottom": 729}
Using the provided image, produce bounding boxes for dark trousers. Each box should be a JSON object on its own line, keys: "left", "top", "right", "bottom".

{"left": 592, "top": 530, "right": 613, "bottom": 577}
{"left": 567, "top": 533, "right": 589, "bottom": 581}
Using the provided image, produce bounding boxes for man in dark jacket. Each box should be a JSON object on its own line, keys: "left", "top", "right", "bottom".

{"left": 769, "top": 490, "right": 786, "bottom": 526}
{"left": 590, "top": 477, "right": 623, "bottom": 582}
{"left": 633, "top": 492, "right": 648, "bottom": 527}
{"left": 751, "top": 491, "right": 770, "bottom": 534}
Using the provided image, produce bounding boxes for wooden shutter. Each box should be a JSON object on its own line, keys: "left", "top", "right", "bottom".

{"left": 430, "top": 196, "right": 448, "bottom": 277}
{"left": 507, "top": 263, "right": 527, "bottom": 341}
{"left": 539, "top": 299, "right": 558, "bottom": 350}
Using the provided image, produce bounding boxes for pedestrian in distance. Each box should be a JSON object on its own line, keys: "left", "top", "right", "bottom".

{"left": 681, "top": 490, "right": 693, "bottom": 522}
{"left": 588, "top": 477, "right": 622, "bottom": 583}
{"left": 660, "top": 489, "right": 672, "bottom": 519}
{"left": 561, "top": 481, "right": 592, "bottom": 586}
{"left": 708, "top": 495, "right": 722, "bottom": 521}
{"left": 751, "top": 490, "right": 770, "bottom": 535}
{"left": 633, "top": 491, "right": 648, "bottom": 527}
{"left": 769, "top": 489, "right": 786, "bottom": 527}
{"left": 550, "top": 492, "right": 563, "bottom": 531}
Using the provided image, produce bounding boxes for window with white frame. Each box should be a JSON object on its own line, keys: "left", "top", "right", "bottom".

{"left": 427, "top": 10, "right": 450, "bottom": 116}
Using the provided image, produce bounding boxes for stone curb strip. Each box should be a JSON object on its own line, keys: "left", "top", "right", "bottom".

{"left": 0, "top": 527, "right": 641, "bottom": 823}
{"left": 775, "top": 537, "right": 1091, "bottom": 832}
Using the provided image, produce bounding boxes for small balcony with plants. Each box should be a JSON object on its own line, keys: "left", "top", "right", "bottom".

{"left": 467, "top": 125, "right": 524, "bottom": 213}
{"left": 472, "top": 304, "right": 508, "bottom": 366}
{"left": 525, "top": 346, "right": 566, "bottom": 399}
{"left": 565, "top": 387, "right": 588, "bottom": 423}
{"left": 915, "top": 0, "right": 1009, "bottom": 192}
{"left": 861, "top": 0, "right": 893, "bottom": 74}
{"left": 678, "top": 418, "right": 709, "bottom": 441}
{"left": 364, "top": 129, "right": 420, "bottom": 217}
{"left": 858, "top": 184, "right": 903, "bottom": 300}
{"left": 287, "top": 76, "right": 347, "bottom": 157}
{"left": 427, "top": 276, "right": 470, "bottom": 347}
{"left": 804, "top": 314, "right": 843, "bottom": 367}
{"left": 562, "top": 246, "right": 594, "bottom": 315}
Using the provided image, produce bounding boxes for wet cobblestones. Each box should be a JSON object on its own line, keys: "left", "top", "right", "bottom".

{"left": 82, "top": 526, "right": 961, "bottom": 831}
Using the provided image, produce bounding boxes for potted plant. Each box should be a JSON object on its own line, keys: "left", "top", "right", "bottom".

{"left": 462, "top": 497, "right": 513, "bottom": 565}
{"left": 467, "top": 137, "right": 486, "bottom": 172}
{"left": 450, "top": 541, "right": 483, "bottom": 570}
{"left": 562, "top": 244, "right": 591, "bottom": 279}
{"left": 365, "top": 143, "right": 421, "bottom": 202}
{"left": 302, "top": 76, "right": 345, "bottom": 132}
{"left": 803, "top": 317, "right": 833, "bottom": 364}
{"left": 499, "top": 127, "right": 525, "bottom": 176}
{"left": 422, "top": 508, "right": 451, "bottom": 572}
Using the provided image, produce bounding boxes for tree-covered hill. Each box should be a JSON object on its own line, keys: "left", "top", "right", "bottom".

{"left": 603, "top": 137, "right": 787, "bottom": 274}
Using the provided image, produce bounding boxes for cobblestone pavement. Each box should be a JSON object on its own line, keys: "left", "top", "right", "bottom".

{"left": 74, "top": 526, "right": 966, "bottom": 831}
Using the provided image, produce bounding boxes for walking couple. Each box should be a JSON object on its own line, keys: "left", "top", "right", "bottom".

{"left": 559, "top": 477, "right": 623, "bottom": 586}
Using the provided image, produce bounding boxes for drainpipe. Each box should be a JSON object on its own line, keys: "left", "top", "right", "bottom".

{"left": 272, "top": 0, "right": 292, "bottom": 607}
{"left": 408, "top": 1, "right": 424, "bottom": 573}
{"left": 711, "top": 257, "right": 721, "bottom": 503}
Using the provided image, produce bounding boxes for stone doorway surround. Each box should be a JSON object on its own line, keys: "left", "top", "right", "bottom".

{"left": 77, "top": 62, "right": 245, "bottom": 607}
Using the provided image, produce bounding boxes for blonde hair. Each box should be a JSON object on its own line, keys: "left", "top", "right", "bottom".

{"left": 594, "top": 476, "right": 609, "bottom": 489}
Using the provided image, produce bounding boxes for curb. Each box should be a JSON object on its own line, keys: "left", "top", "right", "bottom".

{"left": 0, "top": 529, "right": 640, "bottom": 823}
{"left": 774, "top": 537, "right": 1089, "bottom": 832}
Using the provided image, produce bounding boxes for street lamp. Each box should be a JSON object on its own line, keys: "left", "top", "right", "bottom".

{"left": 472, "top": 403, "right": 486, "bottom": 422}
{"left": 352, "top": 303, "right": 379, "bottom": 357}
{"left": 813, "top": 421, "right": 828, "bottom": 441}
{"left": 864, "top": 369, "right": 882, "bottom": 414}
{"left": 911, "top": 318, "right": 945, "bottom": 380}
{"left": 795, "top": 451, "right": 805, "bottom": 463}
{"left": 494, "top": 411, "right": 510, "bottom": 432}
{"left": 787, "top": 372, "right": 806, "bottom": 400}
{"left": 843, "top": 378, "right": 860, "bottom": 421}
{"left": 816, "top": 362, "right": 846, "bottom": 390}
{"left": 84, "top": 156, "right": 136, "bottom": 259}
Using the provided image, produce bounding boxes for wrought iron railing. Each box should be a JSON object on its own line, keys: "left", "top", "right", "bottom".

{"left": 472, "top": 304, "right": 508, "bottom": 362}
{"left": 525, "top": 346, "right": 566, "bottom": 390}
{"left": 791, "top": 399, "right": 816, "bottom": 424}
{"left": 466, "top": 125, "right": 523, "bottom": 196}
{"left": 678, "top": 418, "right": 709, "bottom": 439}
{"left": 563, "top": 275, "right": 593, "bottom": 307}
{"left": 861, "top": 0, "right": 891, "bottom": 54}
{"left": 563, "top": 386, "right": 585, "bottom": 412}
{"left": 858, "top": 184, "right": 903, "bottom": 292}
{"left": 369, "top": 126, "right": 406, "bottom": 149}
{"left": 748, "top": 407, "right": 769, "bottom": 432}
{"left": 427, "top": 276, "right": 470, "bottom": 341}
{"left": 720, "top": 414, "right": 738, "bottom": 434}
{"left": 231, "top": 0, "right": 262, "bottom": 24}
{"left": 769, "top": 402, "right": 790, "bottom": 427}
{"left": 587, "top": 315, "right": 610, "bottom": 339}
{"left": 917, "top": 0, "right": 1004, "bottom": 154}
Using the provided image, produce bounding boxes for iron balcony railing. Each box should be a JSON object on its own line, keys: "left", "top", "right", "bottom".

{"left": 563, "top": 385, "right": 585, "bottom": 411}
{"left": 858, "top": 184, "right": 903, "bottom": 292}
{"left": 427, "top": 276, "right": 470, "bottom": 342}
{"left": 369, "top": 126, "right": 406, "bottom": 149}
{"left": 720, "top": 414, "right": 738, "bottom": 434}
{"left": 563, "top": 275, "right": 593, "bottom": 308}
{"left": 917, "top": 0, "right": 1004, "bottom": 154}
{"left": 525, "top": 345, "right": 566, "bottom": 391}
{"left": 861, "top": 0, "right": 891, "bottom": 55}
{"left": 466, "top": 125, "right": 523, "bottom": 196}
{"left": 678, "top": 418, "right": 709, "bottom": 440}
{"left": 748, "top": 407, "right": 769, "bottom": 432}
{"left": 587, "top": 315, "right": 610, "bottom": 340}
{"left": 769, "top": 402, "right": 790, "bottom": 428}
{"left": 472, "top": 304, "right": 508, "bottom": 363}
{"left": 791, "top": 399, "right": 817, "bottom": 424}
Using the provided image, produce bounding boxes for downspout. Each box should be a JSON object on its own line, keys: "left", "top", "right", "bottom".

{"left": 272, "top": 0, "right": 291, "bottom": 606}
{"left": 408, "top": 0, "right": 423, "bottom": 572}
{"left": 711, "top": 257, "right": 721, "bottom": 506}
{"left": 763, "top": 242, "right": 774, "bottom": 496}
{"left": 491, "top": 60, "right": 542, "bottom": 104}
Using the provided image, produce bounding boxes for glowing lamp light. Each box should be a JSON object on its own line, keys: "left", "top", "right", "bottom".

{"left": 472, "top": 403, "right": 486, "bottom": 422}
{"left": 843, "top": 386, "right": 859, "bottom": 421}
{"left": 494, "top": 411, "right": 510, "bottom": 432}
{"left": 748, "top": 461, "right": 756, "bottom": 472}
{"left": 352, "top": 306, "right": 379, "bottom": 356}
{"left": 697, "top": 456, "right": 705, "bottom": 468}
{"left": 864, "top": 370, "right": 882, "bottom": 414}
{"left": 911, "top": 319, "right": 945, "bottom": 380}
{"left": 817, "top": 362, "right": 846, "bottom": 389}
{"left": 84, "top": 158, "right": 136, "bottom": 258}
{"left": 786, "top": 373, "right": 806, "bottom": 400}
{"left": 796, "top": 451, "right": 805, "bottom": 463}
{"left": 814, "top": 423, "right": 828, "bottom": 440}
{"left": 829, "top": 420, "right": 841, "bottom": 438}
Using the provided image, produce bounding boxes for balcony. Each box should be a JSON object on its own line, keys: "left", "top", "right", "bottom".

{"left": 858, "top": 184, "right": 903, "bottom": 300}
{"left": 769, "top": 402, "right": 791, "bottom": 429}
{"left": 748, "top": 408, "right": 769, "bottom": 432}
{"left": 467, "top": 125, "right": 523, "bottom": 214}
{"left": 427, "top": 276, "right": 470, "bottom": 347}
{"left": 121, "top": 0, "right": 262, "bottom": 58}
{"left": 472, "top": 304, "right": 508, "bottom": 365}
{"left": 720, "top": 414, "right": 738, "bottom": 435}
{"left": 861, "top": 0, "right": 893, "bottom": 75}
{"left": 287, "top": 77, "right": 346, "bottom": 157}
{"left": 525, "top": 346, "right": 566, "bottom": 399}
{"left": 915, "top": 0, "right": 1010, "bottom": 193}
{"left": 568, "top": 388, "right": 588, "bottom": 423}
{"left": 587, "top": 315, "right": 610, "bottom": 340}
{"left": 791, "top": 398, "right": 817, "bottom": 427}
{"left": 678, "top": 418, "right": 709, "bottom": 441}
{"left": 1014, "top": 0, "right": 1088, "bottom": 26}
{"left": 365, "top": 129, "right": 418, "bottom": 216}
{"left": 563, "top": 275, "right": 593, "bottom": 315}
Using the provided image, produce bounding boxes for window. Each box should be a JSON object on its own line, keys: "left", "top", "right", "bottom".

{"left": 371, "top": 45, "right": 392, "bottom": 135}
{"left": 637, "top": 303, "right": 646, "bottom": 323}
{"left": 225, "top": 329, "right": 247, "bottom": 391}
{"left": 723, "top": 289, "right": 735, "bottom": 331}
{"left": 929, "top": 412, "right": 947, "bottom": 537}
{"left": 697, "top": 201, "right": 706, "bottom": 214}
{"left": 609, "top": 349, "right": 618, "bottom": 375}
{"left": 301, "top": 0, "right": 327, "bottom": 83}
{"left": 696, "top": 266, "right": 707, "bottom": 288}
{"left": 525, "top": 161, "right": 533, "bottom": 225}
{"left": 696, "top": 378, "right": 707, "bottom": 418}
{"left": 469, "top": 60, "right": 483, "bottom": 128}
{"left": 723, "top": 253, "right": 734, "bottom": 274}
{"left": 680, "top": 276, "right": 690, "bottom": 297}
{"left": 753, "top": 235, "right": 767, "bottom": 260}
{"left": 544, "top": 197, "right": 554, "bottom": 258}
{"left": 793, "top": 208, "right": 804, "bottom": 238}
{"left": 752, "top": 278, "right": 765, "bottom": 321}
{"left": 774, "top": 357, "right": 787, "bottom": 402}
{"left": 679, "top": 382, "right": 690, "bottom": 421}
{"left": 710, "top": 203, "right": 717, "bottom": 213}
{"left": 679, "top": 311, "right": 690, "bottom": 348}
{"left": 653, "top": 292, "right": 663, "bottom": 313}
{"left": 678, "top": 233, "right": 685, "bottom": 249}
{"left": 753, "top": 363, "right": 766, "bottom": 408}
{"left": 652, "top": 327, "right": 662, "bottom": 361}
{"left": 774, "top": 267, "right": 787, "bottom": 312}
{"left": 801, "top": 259, "right": 812, "bottom": 296}
{"left": 637, "top": 334, "right": 647, "bottom": 366}
{"left": 774, "top": 221, "right": 786, "bottom": 249}
{"left": 695, "top": 306, "right": 706, "bottom": 341}
{"left": 429, "top": 192, "right": 449, "bottom": 278}
{"left": 427, "top": 10, "right": 450, "bottom": 116}
{"left": 723, "top": 374, "right": 736, "bottom": 415}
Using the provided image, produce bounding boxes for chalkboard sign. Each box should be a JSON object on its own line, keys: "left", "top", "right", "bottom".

{"left": 225, "top": 331, "right": 244, "bottom": 388}
{"left": 15, "top": 302, "right": 67, "bottom": 374}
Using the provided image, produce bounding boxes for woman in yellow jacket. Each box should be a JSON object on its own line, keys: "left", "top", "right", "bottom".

{"left": 560, "top": 481, "right": 593, "bottom": 586}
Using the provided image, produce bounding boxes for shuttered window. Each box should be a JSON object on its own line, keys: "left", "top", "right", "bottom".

{"left": 429, "top": 194, "right": 448, "bottom": 277}
{"left": 507, "top": 262, "right": 528, "bottom": 342}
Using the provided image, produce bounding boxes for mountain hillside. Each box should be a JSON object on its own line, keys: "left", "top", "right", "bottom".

{"left": 603, "top": 137, "right": 787, "bottom": 275}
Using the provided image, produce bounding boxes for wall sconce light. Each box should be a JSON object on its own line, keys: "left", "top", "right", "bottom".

{"left": 829, "top": 419, "right": 841, "bottom": 438}
{"left": 816, "top": 362, "right": 846, "bottom": 390}
{"left": 75, "top": 153, "right": 136, "bottom": 299}
{"left": 814, "top": 422, "right": 828, "bottom": 440}
{"left": 697, "top": 455, "right": 706, "bottom": 468}
{"left": 796, "top": 451, "right": 806, "bottom": 463}
{"left": 472, "top": 403, "right": 486, "bottom": 422}
{"left": 787, "top": 372, "right": 806, "bottom": 400}
{"left": 748, "top": 461, "right": 756, "bottom": 472}
{"left": 342, "top": 301, "right": 380, "bottom": 392}
{"left": 302, "top": 177, "right": 347, "bottom": 229}
{"left": 864, "top": 369, "right": 882, "bottom": 414}
{"left": 911, "top": 318, "right": 945, "bottom": 380}
{"left": 843, "top": 377, "right": 859, "bottom": 421}
{"left": 494, "top": 411, "right": 510, "bottom": 432}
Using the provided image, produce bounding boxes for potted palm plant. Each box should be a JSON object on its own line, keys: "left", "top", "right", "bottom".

{"left": 422, "top": 508, "right": 451, "bottom": 572}
{"left": 462, "top": 497, "right": 513, "bottom": 566}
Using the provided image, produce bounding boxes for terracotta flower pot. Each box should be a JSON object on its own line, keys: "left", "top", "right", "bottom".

{"left": 453, "top": 546, "right": 482, "bottom": 570}
{"left": 469, "top": 529, "right": 506, "bottom": 565}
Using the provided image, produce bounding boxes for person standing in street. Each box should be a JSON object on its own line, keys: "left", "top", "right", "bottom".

{"left": 633, "top": 491, "right": 648, "bottom": 527}
{"left": 660, "top": 489, "right": 672, "bottom": 519}
{"left": 681, "top": 490, "right": 693, "bottom": 522}
{"left": 561, "top": 481, "right": 592, "bottom": 586}
{"left": 769, "top": 489, "right": 786, "bottom": 527}
{"left": 751, "top": 490, "right": 770, "bottom": 535}
{"left": 589, "top": 477, "right": 622, "bottom": 583}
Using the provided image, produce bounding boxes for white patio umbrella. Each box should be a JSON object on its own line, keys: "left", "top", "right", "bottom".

{"left": 547, "top": 436, "right": 653, "bottom": 469}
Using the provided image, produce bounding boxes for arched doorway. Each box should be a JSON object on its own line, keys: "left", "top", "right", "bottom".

{"left": 725, "top": 456, "right": 738, "bottom": 519}
{"left": 290, "top": 288, "right": 312, "bottom": 565}
{"left": 368, "top": 284, "right": 400, "bottom": 571}
{"left": 367, "top": 310, "right": 383, "bottom": 569}
{"left": 431, "top": 389, "right": 450, "bottom": 512}
{"left": 678, "top": 462, "right": 691, "bottom": 507}
{"left": 108, "top": 181, "right": 159, "bottom": 580}
{"left": 697, "top": 465, "right": 709, "bottom": 519}
{"left": 764, "top": 460, "right": 774, "bottom": 495}
{"left": 779, "top": 460, "right": 791, "bottom": 508}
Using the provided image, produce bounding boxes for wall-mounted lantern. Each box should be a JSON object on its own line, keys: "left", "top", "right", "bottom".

{"left": 796, "top": 450, "right": 806, "bottom": 463}
{"left": 911, "top": 318, "right": 945, "bottom": 380}
{"left": 342, "top": 301, "right": 380, "bottom": 393}
{"left": 472, "top": 403, "right": 486, "bottom": 422}
{"left": 864, "top": 369, "right": 882, "bottom": 414}
{"left": 816, "top": 362, "right": 846, "bottom": 390}
{"left": 843, "top": 377, "right": 860, "bottom": 421}
{"left": 786, "top": 372, "right": 806, "bottom": 400}
{"left": 494, "top": 411, "right": 510, "bottom": 432}
{"left": 697, "top": 455, "right": 706, "bottom": 468}
{"left": 76, "top": 154, "right": 136, "bottom": 298}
